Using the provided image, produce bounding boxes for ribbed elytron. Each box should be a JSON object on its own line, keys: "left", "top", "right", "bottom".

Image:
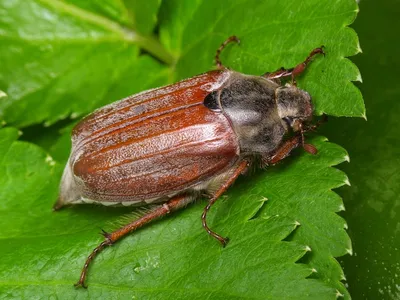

{"left": 55, "top": 36, "right": 325, "bottom": 287}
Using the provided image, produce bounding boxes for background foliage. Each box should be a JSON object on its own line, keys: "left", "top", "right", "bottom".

{"left": 321, "top": 0, "right": 400, "bottom": 299}
{"left": 1, "top": 0, "right": 390, "bottom": 299}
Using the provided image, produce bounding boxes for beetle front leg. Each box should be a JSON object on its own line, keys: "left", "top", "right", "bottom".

{"left": 264, "top": 135, "right": 302, "bottom": 165}
{"left": 263, "top": 135, "right": 317, "bottom": 166}
{"left": 263, "top": 46, "right": 325, "bottom": 83}
{"left": 201, "top": 160, "right": 249, "bottom": 247}
{"left": 74, "top": 194, "right": 195, "bottom": 288}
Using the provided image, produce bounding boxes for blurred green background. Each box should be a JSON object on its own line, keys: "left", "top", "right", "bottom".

{"left": 321, "top": 0, "right": 400, "bottom": 299}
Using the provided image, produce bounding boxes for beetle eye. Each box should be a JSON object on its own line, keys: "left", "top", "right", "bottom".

{"left": 203, "top": 91, "right": 221, "bottom": 111}
{"left": 283, "top": 117, "right": 293, "bottom": 127}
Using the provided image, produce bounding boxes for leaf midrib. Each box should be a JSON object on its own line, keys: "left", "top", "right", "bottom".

{"left": 37, "top": 0, "right": 136, "bottom": 41}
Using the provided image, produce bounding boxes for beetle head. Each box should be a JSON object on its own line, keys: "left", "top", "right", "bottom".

{"left": 275, "top": 83, "right": 313, "bottom": 132}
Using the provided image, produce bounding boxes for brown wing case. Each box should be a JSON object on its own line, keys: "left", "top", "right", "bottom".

{"left": 70, "top": 70, "right": 239, "bottom": 202}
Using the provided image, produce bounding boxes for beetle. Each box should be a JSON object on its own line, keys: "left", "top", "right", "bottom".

{"left": 54, "top": 36, "right": 325, "bottom": 288}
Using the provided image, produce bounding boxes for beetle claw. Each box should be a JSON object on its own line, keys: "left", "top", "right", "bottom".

{"left": 74, "top": 281, "right": 87, "bottom": 289}
{"left": 221, "top": 237, "right": 230, "bottom": 248}
{"left": 320, "top": 45, "right": 326, "bottom": 56}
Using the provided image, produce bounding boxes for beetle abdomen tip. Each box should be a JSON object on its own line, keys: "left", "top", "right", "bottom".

{"left": 58, "top": 158, "right": 83, "bottom": 207}
{"left": 52, "top": 198, "right": 65, "bottom": 211}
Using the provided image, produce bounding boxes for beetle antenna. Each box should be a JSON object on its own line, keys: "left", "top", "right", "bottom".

{"left": 215, "top": 36, "right": 240, "bottom": 69}
{"left": 303, "top": 143, "right": 318, "bottom": 155}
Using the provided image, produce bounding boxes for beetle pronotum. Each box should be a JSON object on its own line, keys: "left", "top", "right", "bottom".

{"left": 55, "top": 36, "right": 324, "bottom": 287}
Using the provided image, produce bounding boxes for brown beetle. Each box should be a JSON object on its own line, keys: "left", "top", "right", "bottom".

{"left": 55, "top": 36, "right": 324, "bottom": 287}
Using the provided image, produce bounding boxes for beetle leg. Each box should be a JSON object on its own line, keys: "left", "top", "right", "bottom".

{"left": 262, "top": 67, "right": 287, "bottom": 84}
{"left": 264, "top": 135, "right": 302, "bottom": 165}
{"left": 263, "top": 46, "right": 325, "bottom": 83}
{"left": 201, "top": 160, "right": 249, "bottom": 247}
{"left": 263, "top": 134, "right": 317, "bottom": 166}
{"left": 215, "top": 36, "right": 240, "bottom": 69}
{"left": 74, "top": 194, "right": 195, "bottom": 288}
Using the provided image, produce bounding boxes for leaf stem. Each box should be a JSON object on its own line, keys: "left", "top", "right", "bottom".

{"left": 132, "top": 33, "right": 175, "bottom": 66}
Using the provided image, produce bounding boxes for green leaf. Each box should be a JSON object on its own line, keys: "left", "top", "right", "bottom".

{"left": 63, "top": 0, "right": 163, "bottom": 34}
{"left": 159, "top": 0, "right": 364, "bottom": 117}
{"left": 258, "top": 136, "right": 352, "bottom": 295}
{"left": 0, "top": 129, "right": 344, "bottom": 299}
{"left": 0, "top": 0, "right": 172, "bottom": 127}
{"left": 0, "top": 0, "right": 363, "bottom": 128}
{"left": 0, "top": 128, "right": 57, "bottom": 233}
{"left": 126, "top": 0, "right": 162, "bottom": 35}
{"left": 0, "top": 0, "right": 363, "bottom": 298}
